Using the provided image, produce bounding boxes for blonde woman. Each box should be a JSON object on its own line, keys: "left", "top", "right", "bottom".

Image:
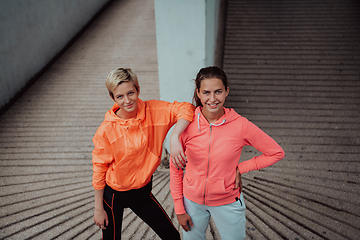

{"left": 92, "top": 68, "right": 194, "bottom": 240}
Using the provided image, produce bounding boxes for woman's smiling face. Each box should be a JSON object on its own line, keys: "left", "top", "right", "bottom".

{"left": 112, "top": 81, "right": 139, "bottom": 119}
{"left": 196, "top": 77, "right": 229, "bottom": 121}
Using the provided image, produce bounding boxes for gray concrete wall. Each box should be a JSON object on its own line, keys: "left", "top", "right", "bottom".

{"left": 0, "top": 0, "right": 109, "bottom": 110}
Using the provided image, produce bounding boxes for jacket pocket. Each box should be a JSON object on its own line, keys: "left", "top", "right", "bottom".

{"left": 184, "top": 175, "right": 205, "bottom": 199}
{"left": 206, "top": 178, "right": 234, "bottom": 200}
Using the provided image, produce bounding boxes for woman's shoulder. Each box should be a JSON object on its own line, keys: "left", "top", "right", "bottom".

{"left": 144, "top": 99, "right": 167, "bottom": 108}
{"left": 94, "top": 120, "right": 114, "bottom": 137}
{"left": 225, "top": 108, "right": 249, "bottom": 122}
{"left": 144, "top": 99, "right": 192, "bottom": 111}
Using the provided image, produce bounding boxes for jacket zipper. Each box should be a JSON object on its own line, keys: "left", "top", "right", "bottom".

{"left": 203, "top": 124, "right": 213, "bottom": 204}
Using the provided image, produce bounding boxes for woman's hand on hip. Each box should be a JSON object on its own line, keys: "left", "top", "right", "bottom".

{"left": 177, "top": 213, "right": 193, "bottom": 232}
{"left": 234, "top": 167, "right": 243, "bottom": 193}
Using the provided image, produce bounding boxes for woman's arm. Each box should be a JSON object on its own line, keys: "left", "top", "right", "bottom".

{"left": 170, "top": 153, "right": 187, "bottom": 215}
{"left": 238, "top": 119, "right": 285, "bottom": 174}
{"left": 92, "top": 130, "right": 113, "bottom": 229}
{"left": 170, "top": 158, "right": 194, "bottom": 231}
{"left": 93, "top": 188, "right": 108, "bottom": 229}
{"left": 170, "top": 118, "right": 190, "bottom": 169}
{"left": 166, "top": 101, "right": 195, "bottom": 169}
{"left": 170, "top": 137, "right": 194, "bottom": 231}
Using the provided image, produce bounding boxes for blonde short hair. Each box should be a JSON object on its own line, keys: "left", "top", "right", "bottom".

{"left": 105, "top": 68, "right": 140, "bottom": 99}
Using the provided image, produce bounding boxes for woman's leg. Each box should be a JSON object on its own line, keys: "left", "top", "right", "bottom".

{"left": 130, "top": 193, "right": 180, "bottom": 240}
{"left": 102, "top": 187, "right": 124, "bottom": 240}
{"left": 182, "top": 197, "right": 210, "bottom": 240}
{"left": 209, "top": 193, "right": 246, "bottom": 240}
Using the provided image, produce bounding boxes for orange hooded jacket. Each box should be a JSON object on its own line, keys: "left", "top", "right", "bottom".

{"left": 92, "top": 99, "right": 195, "bottom": 191}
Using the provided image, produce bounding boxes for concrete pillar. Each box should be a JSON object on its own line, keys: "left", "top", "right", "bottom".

{"left": 154, "top": 0, "right": 224, "bottom": 151}
{"left": 154, "top": 0, "right": 224, "bottom": 103}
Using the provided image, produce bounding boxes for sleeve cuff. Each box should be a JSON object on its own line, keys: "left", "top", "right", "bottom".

{"left": 173, "top": 198, "right": 186, "bottom": 215}
{"left": 238, "top": 160, "right": 255, "bottom": 175}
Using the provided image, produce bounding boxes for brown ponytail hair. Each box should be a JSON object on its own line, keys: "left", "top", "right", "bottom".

{"left": 192, "top": 66, "right": 229, "bottom": 107}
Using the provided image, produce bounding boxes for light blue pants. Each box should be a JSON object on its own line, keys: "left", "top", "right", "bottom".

{"left": 183, "top": 193, "right": 246, "bottom": 240}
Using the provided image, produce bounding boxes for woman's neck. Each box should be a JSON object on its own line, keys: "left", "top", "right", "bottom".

{"left": 116, "top": 109, "right": 137, "bottom": 120}
{"left": 201, "top": 108, "right": 225, "bottom": 124}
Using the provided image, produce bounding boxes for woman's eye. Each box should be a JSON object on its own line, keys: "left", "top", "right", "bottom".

{"left": 117, "top": 95, "right": 123, "bottom": 99}
{"left": 128, "top": 92, "right": 134, "bottom": 96}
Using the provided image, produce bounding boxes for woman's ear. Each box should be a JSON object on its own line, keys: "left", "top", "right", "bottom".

{"left": 225, "top": 87, "right": 229, "bottom": 97}
{"left": 196, "top": 88, "right": 200, "bottom": 98}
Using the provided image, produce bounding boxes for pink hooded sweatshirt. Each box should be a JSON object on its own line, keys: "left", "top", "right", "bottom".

{"left": 170, "top": 107, "right": 285, "bottom": 214}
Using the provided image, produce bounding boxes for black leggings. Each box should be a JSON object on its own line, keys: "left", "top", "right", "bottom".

{"left": 102, "top": 180, "right": 180, "bottom": 240}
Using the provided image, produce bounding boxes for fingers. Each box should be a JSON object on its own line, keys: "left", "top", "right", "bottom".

{"left": 234, "top": 177, "right": 239, "bottom": 189}
{"left": 179, "top": 155, "right": 187, "bottom": 168}
{"left": 94, "top": 223, "right": 107, "bottom": 229}
{"left": 234, "top": 175, "right": 240, "bottom": 189}
{"left": 238, "top": 175, "right": 243, "bottom": 192}
{"left": 173, "top": 155, "right": 187, "bottom": 170}
{"left": 175, "top": 156, "right": 183, "bottom": 169}
{"left": 181, "top": 219, "right": 192, "bottom": 232}
{"left": 180, "top": 152, "right": 187, "bottom": 163}
{"left": 181, "top": 224, "right": 190, "bottom": 232}
{"left": 177, "top": 213, "right": 193, "bottom": 232}
{"left": 188, "top": 218, "right": 194, "bottom": 228}
{"left": 172, "top": 156, "right": 181, "bottom": 169}
{"left": 239, "top": 179, "right": 243, "bottom": 193}
{"left": 94, "top": 219, "right": 108, "bottom": 230}
{"left": 234, "top": 167, "right": 242, "bottom": 191}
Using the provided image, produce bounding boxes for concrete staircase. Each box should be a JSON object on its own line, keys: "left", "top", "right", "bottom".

{"left": 223, "top": 0, "right": 360, "bottom": 239}
{"left": 0, "top": 0, "right": 359, "bottom": 239}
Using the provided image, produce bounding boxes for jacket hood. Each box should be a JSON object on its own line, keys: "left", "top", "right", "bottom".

{"left": 195, "top": 106, "right": 241, "bottom": 132}
{"left": 104, "top": 99, "right": 145, "bottom": 123}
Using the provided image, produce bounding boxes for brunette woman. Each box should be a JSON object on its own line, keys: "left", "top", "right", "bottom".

{"left": 170, "top": 66, "right": 285, "bottom": 240}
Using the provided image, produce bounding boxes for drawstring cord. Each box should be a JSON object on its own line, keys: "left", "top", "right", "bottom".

{"left": 197, "top": 112, "right": 226, "bottom": 132}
